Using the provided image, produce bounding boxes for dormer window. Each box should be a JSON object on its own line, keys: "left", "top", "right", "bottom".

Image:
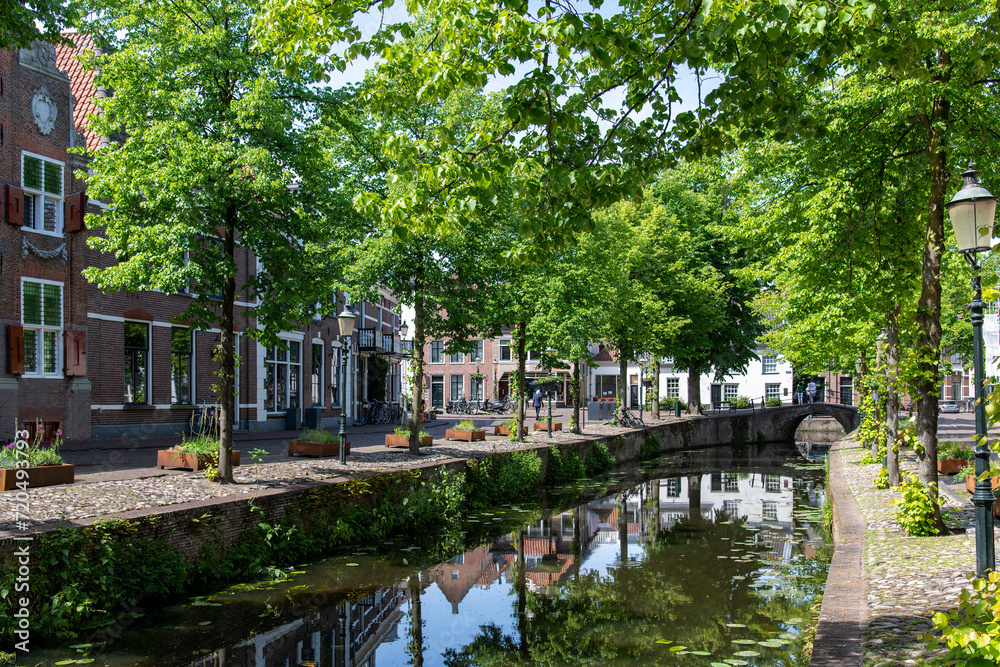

{"left": 22, "top": 152, "right": 63, "bottom": 235}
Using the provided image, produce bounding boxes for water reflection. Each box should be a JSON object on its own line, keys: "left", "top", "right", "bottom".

{"left": 60, "top": 453, "right": 828, "bottom": 667}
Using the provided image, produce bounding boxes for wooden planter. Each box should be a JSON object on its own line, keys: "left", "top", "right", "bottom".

{"left": 533, "top": 421, "right": 563, "bottom": 432}
{"left": 446, "top": 429, "right": 486, "bottom": 442}
{"left": 494, "top": 425, "right": 512, "bottom": 436}
{"left": 937, "top": 459, "right": 967, "bottom": 474}
{"left": 385, "top": 434, "right": 433, "bottom": 448}
{"left": 288, "top": 440, "right": 350, "bottom": 457}
{"left": 0, "top": 463, "right": 75, "bottom": 491}
{"left": 157, "top": 450, "right": 241, "bottom": 471}
{"left": 966, "top": 475, "right": 1000, "bottom": 494}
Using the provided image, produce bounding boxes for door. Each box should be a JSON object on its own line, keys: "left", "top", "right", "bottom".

{"left": 431, "top": 375, "right": 444, "bottom": 409}
{"left": 710, "top": 384, "right": 722, "bottom": 407}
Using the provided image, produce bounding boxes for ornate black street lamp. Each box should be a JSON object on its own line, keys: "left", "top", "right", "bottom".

{"left": 337, "top": 305, "right": 357, "bottom": 465}
{"left": 946, "top": 163, "right": 997, "bottom": 577}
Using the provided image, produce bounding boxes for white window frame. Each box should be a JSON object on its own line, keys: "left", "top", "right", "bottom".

{"left": 765, "top": 383, "right": 781, "bottom": 401}
{"left": 762, "top": 500, "right": 778, "bottom": 522}
{"left": 123, "top": 320, "right": 150, "bottom": 404}
{"left": 20, "top": 277, "right": 63, "bottom": 378}
{"left": 21, "top": 151, "right": 64, "bottom": 236}
{"left": 170, "top": 325, "right": 193, "bottom": 405}
{"left": 499, "top": 339, "right": 511, "bottom": 361}
{"left": 311, "top": 339, "right": 325, "bottom": 408}
{"left": 665, "top": 377, "right": 679, "bottom": 398}
{"left": 430, "top": 341, "right": 444, "bottom": 364}
{"left": 723, "top": 384, "right": 739, "bottom": 401}
{"left": 450, "top": 374, "right": 464, "bottom": 400}
{"left": 449, "top": 350, "right": 464, "bottom": 364}
{"left": 762, "top": 354, "right": 778, "bottom": 374}
{"left": 264, "top": 339, "right": 302, "bottom": 413}
{"left": 471, "top": 340, "right": 484, "bottom": 363}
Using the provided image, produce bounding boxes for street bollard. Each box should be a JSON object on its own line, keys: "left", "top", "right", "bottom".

{"left": 674, "top": 400, "right": 681, "bottom": 418}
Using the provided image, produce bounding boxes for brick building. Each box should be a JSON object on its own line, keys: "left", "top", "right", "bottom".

{"left": 1, "top": 36, "right": 404, "bottom": 442}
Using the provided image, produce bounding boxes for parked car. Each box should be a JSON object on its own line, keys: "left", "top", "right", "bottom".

{"left": 940, "top": 402, "right": 961, "bottom": 414}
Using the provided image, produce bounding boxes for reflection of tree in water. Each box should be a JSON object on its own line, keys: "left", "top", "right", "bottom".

{"left": 445, "top": 504, "right": 823, "bottom": 666}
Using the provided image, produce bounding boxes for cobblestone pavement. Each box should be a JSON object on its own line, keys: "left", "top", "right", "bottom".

{"left": 0, "top": 412, "right": 677, "bottom": 532}
{"left": 840, "top": 442, "right": 991, "bottom": 666}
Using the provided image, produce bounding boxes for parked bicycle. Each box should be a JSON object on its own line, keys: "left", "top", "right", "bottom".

{"left": 190, "top": 401, "right": 219, "bottom": 437}
{"left": 606, "top": 406, "right": 644, "bottom": 428}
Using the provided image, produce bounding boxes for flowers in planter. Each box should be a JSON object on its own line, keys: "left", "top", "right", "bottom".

{"left": 297, "top": 428, "right": 336, "bottom": 443}
{"left": 938, "top": 441, "right": 975, "bottom": 461}
{"left": 170, "top": 434, "right": 220, "bottom": 458}
{"left": 0, "top": 420, "right": 64, "bottom": 468}
{"left": 455, "top": 420, "right": 479, "bottom": 432}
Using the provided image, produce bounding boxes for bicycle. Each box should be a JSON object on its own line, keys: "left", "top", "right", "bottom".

{"left": 607, "top": 406, "right": 644, "bottom": 428}
{"left": 190, "top": 401, "right": 219, "bottom": 437}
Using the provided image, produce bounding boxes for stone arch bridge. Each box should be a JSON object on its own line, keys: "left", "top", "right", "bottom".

{"left": 644, "top": 403, "right": 860, "bottom": 452}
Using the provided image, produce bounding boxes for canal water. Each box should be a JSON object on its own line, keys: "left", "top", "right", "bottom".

{"left": 45, "top": 443, "right": 830, "bottom": 666}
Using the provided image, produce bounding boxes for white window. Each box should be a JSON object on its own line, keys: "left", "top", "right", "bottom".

{"left": 765, "top": 475, "right": 781, "bottom": 493}
{"left": 265, "top": 341, "right": 301, "bottom": 412}
{"left": 596, "top": 375, "right": 618, "bottom": 399}
{"left": 470, "top": 376, "right": 484, "bottom": 401}
{"left": 765, "top": 383, "right": 781, "bottom": 400}
{"left": 430, "top": 341, "right": 444, "bottom": 364}
{"left": 762, "top": 500, "right": 778, "bottom": 522}
{"left": 331, "top": 345, "right": 342, "bottom": 406}
{"left": 499, "top": 339, "right": 511, "bottom": 361}
{"left": 762, "top": 354, "right": 778, "bottom": 374}
{"left": 664, "top": 477, "right": 680, "bottom": 498}
{"left": 170, "top": 327, "right": 192, "bottom": 404}
{"left": 311, "top": 342, "right": 324, "bottom": 407}
{"left": 450, "top": 374, "right": 464, "bottom": 400}
{"left": 449, "top": 350, "right": 464, "bottom": 364}
{"left": 21, "top": 279, "right": 62, "bottom": 378}
{"left": 124, "top": 322, "right": 149, "bottom": 403}
{"left": 722, "top": 473, "right": 739, "bottom": 492}
{"left": 665, "top": 378, "right": 679, "bottom": 398}
{"left": 471, "top": 340, "right": 484, "bottom": 363}
{"left": 21, "top": 153, "right": 63, "bottom": 235}
{"left": 723, "top": 499, "right": 741, "bottom": 516}
{"left": 724, "top": 384, "right": 739, "bottom": 401}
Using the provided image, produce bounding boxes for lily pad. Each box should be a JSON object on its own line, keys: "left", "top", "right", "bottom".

{"left": 734, "top": 651, "right": 760, "bottom": 657}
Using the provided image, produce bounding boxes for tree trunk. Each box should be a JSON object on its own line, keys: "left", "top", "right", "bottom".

{"left": 688, "top": 474, "right": 701, "bottom": 524}
{"left": 572, "top": 360, "right": 582, "bottom": 434}
{"left": 217, "top": 208, "right": 237, "bottom": 484}
{"left": 516, "top": 528, "right": 527, "bottom": 659}
{"left": 410, "top": 292, "right": 426, "bottom": 455}
{"left": 887, "top": 304, "right": 902, "bottom": 486}
{"left": 687, "top": 366, "right": 703, "bottom": 416}
{"left": 618, "top": 492, "right": 628, "bottom": 564}
{"left": 652, "top": 361, "right": 660, "bottom": 419}
{"left": 618, "top": 353, "right": 628, "bottom": 418}
{"left": 409, "top": 572, "right": 424, "bottom": 667}
{"left": 915, "top": 71, "right": 950, "bottom": 530}
{"left": 515, "top": 321, "right": 527, "bottom": 441}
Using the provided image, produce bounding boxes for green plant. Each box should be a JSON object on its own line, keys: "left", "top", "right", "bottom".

{"left": 859, "top": 452, "right": 877, "bottom": 465}
{"left": 891, "top": 473, "right": 943, "bottom": 536}
{"left": 873, "top": 467, "right": 890, "bottom": 489}
{"left": 938, "top": 441, "right": 974, "bottom": 460}
{"left": 764, "top": 397, "right": 782, "bottom": 408}
{"left": 545, "top": 447, "right": 585, "bottom": 485}
{"left": 658, "top": 398, "right": 687, "bottom": 411}
{"left": 298, "top": 428, "right": 335, "bottom": 443}
{"left": 394, "top": 426, "right": 430, "bottom": 439}
{"left": 455, "top": 420, "right": 478, "bottom": 431}
{"left": 640, "top": 434, "right": 660, "bottom": 460}
{"left": 465, "top": 450, "right": 542, "bottom": 507}
{"left": 730, "top": 396, "right": 752, "bottom": 409}
{"left": 248, "top": 448, "right": 269, "bottom": 464}
{"left": 954, "top": 461, "right": 977, "bottom": 483}
{"left": 174, "top": 434, "right": 220, "bottom": 457}
{"left": 0, "top": 420, "right": 64, "bottom": 469}
{"left": 586, "top": 442, "right": 615, "bottom": 475}
{"left": 926, "top": 571, "right": 1000, "bottom": 664}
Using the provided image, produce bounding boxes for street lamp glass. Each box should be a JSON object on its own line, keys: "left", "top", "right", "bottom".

{"left": 399, "top": 321, "right": 409, "bottom": 338}
{"left": 946, "top": 165, "right": 997, "bottom": 253}
{"left": 337, "top": 307, "right": 357, "bottom": 337}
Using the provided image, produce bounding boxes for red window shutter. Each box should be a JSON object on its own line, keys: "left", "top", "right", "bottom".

{"left": 64, "top": 330, "right": 87, "bottom": 376}
{"left": 8, "top": 325, "right": 24, "bottom": 375}
{"left": 6, "top": 185, "right": 23, "bottom": 227}
{"left": 65, "top": 191, "right": 87, "bottom": 232}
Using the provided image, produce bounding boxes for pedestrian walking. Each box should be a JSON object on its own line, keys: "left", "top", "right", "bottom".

{"left": 532, "top": 388, "right": 543, "bottom": 420}
{"left": 795, "top": 383, "right": 804, "bottom": 405}
{"left": 806, "top": 381, "right": 817, "bottom": 403}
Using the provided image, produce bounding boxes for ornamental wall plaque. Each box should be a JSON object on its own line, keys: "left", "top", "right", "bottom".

{"left": 18, "top": 40, "right": 68, "bottom": 81}
{"left": 31, "top": 87, "right": 58, "bottom": 135}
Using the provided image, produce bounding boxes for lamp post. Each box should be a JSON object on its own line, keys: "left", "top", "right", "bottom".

{"left": 493, "top": 358, "right": 499, "bottom": 400}
{"left": 337, "top": 305, "right": 357, "bottom": 465}
{"left": 398, "top": 321, "right": 409, "bottom": 425}
{"left": 946, "top": 163, "right": 997, "bottom": 577}
{"left": 546, "top": 347, "right": 556, "bottom": 439}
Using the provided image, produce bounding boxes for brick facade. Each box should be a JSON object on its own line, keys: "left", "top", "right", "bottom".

{"left": 0, "top": 37, "right": 404, "bottom": 443}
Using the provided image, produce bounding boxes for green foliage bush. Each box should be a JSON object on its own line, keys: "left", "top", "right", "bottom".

{"left": 586, "top": 443, "right": 615, "bottom": 475}
{"left": 640, "top": 434, "right": 660, "bottom": 460}
{"left": 545, "top": 448, "right": 585, "bottom": 486}
{"left": 455, "top": 420, "right": 478, "bottom": 431}
{"left": 465, "top": 450, "right": 542, "bottom": 507}
{"left": 298, "top": 428, "right": 335, "bottom": 443}
{"left": 891, "top": 473, "right": 943, "bottom": 536}
{"left": 658, "top": 398, "right": 687, "bottom": 411}
{"left": 938, "top": 441, "right": 975, "bottom": 460}
{"left": 176, "top": 434, "right": 219, "bottom": 457}
{"left": 859, "top": 452, "right": 877, "bottom": 465}
{"left": 394, "top": 425, "right": 430, "bottom": 439}
{"left": 873, "top": 467, "right": 890, "bottom": 490}
{"left": 765, "top": 397, "right": 782, "bottom": 407}
{"left": 954, "top": 461, "right": 977, "bottom": 483}
{"left": 1, "top": 420, "right": 64, "bottom": 468}
{"left": 926, "top": 571, "right": 1000, "bottom": 664}
{"left": 730, "top": 396, "right": 752, "bottom": 409}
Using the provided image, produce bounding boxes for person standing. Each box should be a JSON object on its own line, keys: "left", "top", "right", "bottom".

{"left": 795, "top": 383, "right": 804, "bottom": 405}
{"left": 532, "top": 388, "right": 543, "bottom": 420}
{"left": 806, "top": 380, "right": 817, "bottom": 403}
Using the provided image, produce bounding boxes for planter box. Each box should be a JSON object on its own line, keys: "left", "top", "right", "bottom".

{"left": 494, "top": 425, "right": 512, "bottom": 436}
{"left": 937, "top": 459, "right": 967, "bottom": 474}
{"left": 288, "top": 440, "right": 350, "bottom": 458}
{"left": 385, "top": 434, "right": 433, "bottom": 448}
{"left": 445, "top": 429, "right": 486, "bottom": 442}
{"left": 157, "top": 450, "right": 242, "bottom": 471}
{"left": 965, "top": 475, "right": 1000, "bottom": 494}
{"left": 533, "top": 422, "right": 563, "bottom": 432}
{"left": 0, "top": 463, "right": 75, "bottom": 491}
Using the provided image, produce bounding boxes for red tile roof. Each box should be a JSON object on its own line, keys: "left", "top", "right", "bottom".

{"left": 55, "top": 31, "right": 101, "bottom": 152}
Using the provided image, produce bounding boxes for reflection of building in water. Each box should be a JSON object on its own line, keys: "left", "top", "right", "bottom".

{"left": 427, "top": 543, "right": 510, "bottom": 613}
{"left": 187, "top": 585, "right": 406, "bottom": 667}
